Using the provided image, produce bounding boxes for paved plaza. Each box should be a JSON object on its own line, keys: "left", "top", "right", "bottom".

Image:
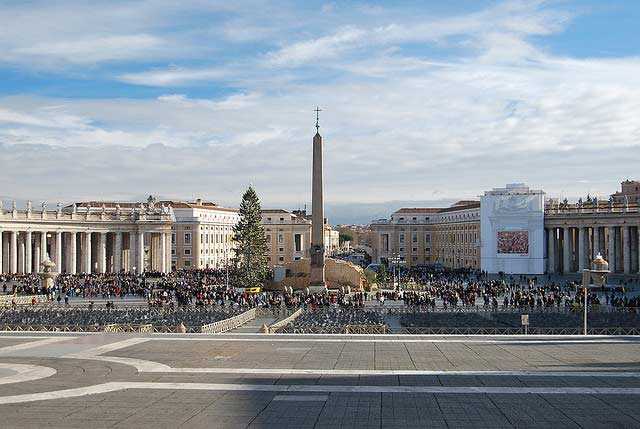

{"left": 1, "top": 333, "right": 640, "bottom": 428}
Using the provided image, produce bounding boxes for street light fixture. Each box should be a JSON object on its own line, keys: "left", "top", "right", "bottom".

{"left": 580, "top": 253, "right": 610, "bottom": 336}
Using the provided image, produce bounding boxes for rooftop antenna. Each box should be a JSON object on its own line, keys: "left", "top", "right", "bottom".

{"left": 314, "top": 106, "right": 322, "bottom": 133}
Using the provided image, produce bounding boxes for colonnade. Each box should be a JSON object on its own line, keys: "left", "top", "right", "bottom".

{"left": 0, "top": 229, "right": 171, "bottom": 274}
{"left": 546, "top": 225, "right": 640, "bottom": 274}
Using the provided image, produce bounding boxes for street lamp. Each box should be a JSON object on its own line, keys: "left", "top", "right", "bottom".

{"left": 389, "top": 253, "right": 401, "bottom": 291}
{"left": 580, "top": 253, "right": 610, "bottom": 336}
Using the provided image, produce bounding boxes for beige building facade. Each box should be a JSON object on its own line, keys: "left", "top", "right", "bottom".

{"left": 371, "top": 202, "right": 480, "bottom": 269}
{"left": 167, "top": 199, "right": 239, "bottom": 270}
{"left": 0, "top": 198, "right": 173, "bottom": 274}
{"left": 261, "top": 209, "right": 339, "bottom": 268}
{"left": 371, "top": 181, "right": 640, "bottom": 275}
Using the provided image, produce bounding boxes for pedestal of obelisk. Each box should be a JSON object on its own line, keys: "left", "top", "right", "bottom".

{"left": 309, "top": 130, "right": 327, "bottom": 292}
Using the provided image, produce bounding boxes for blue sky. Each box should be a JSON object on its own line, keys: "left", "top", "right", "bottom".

{"left": 1, "top": 0, "right": 639, "bottom": 219}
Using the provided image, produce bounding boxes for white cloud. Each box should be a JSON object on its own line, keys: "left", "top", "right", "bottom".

{"left": 266, "top": 27, "right": 367, "bottom": 66}
{"left": 12, "top": 34, "right": 164, "bottom": 64}
{"left": 119, "top": 67, "right": 229, "bottom": 86}
{"left": 0, "top": 0, "right": 639, "bottom": 209}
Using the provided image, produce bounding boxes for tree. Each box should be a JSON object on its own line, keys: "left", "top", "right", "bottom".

{"left": 231, "top": 186, "right": 269, "bottom": 289}
{"left": 339, "top": 232, "right": 353, "bottom": 244}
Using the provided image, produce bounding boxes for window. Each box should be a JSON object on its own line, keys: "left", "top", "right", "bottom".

{"left": 171, "top": 248, "right": 176, "bottom": 256}
{"left": 184, "top": 249, "right": 191, "bottom": 255}
{"left": 278, "top": 247, "right": 284, "bottom": 253}
{"left": 278, "top": 234, "right": 284, "bottom": 244}
{"left": 399, "top": 233, "right": 405, "bottom": 244}
{"left": 171, "top": 233, "right": 176, "bottom": 245}
{"left": 278, "top": 256, "right": 284, "bottom": 262}
{"left": 266, "top": 234, "right": 271, "bottom": 241}
{"left": 412, "top": 232, "right": 417, "bottom": 243}
{"left": 184, "top": 261, "right": 191, "bottom": 267}
{"left": 184, "top": 233, "right": 191, "bottom": 244}
{"left": 294, "top": 234, "right": 302, "bottom": 252}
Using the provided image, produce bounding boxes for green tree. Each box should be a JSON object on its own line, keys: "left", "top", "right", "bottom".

{"left": 339, "top": 232, "right": 353, "bottom": 244}
{"left": 231, "top": 186, "right": 269, "bottom": 289}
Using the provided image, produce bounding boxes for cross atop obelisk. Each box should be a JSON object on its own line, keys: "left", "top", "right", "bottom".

{"left": 314, "top": 106, "right": 322, "bottom": 133}
{"left": 309, "top": 106, "right": 326, "bottom": 292}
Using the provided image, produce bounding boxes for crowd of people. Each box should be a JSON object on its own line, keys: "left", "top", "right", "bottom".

{"left": 283, "top": 307, "right": 387, "bottom": 333}
{"left": 376, "top": 266, "right": 639, "bottom": 312}
{"left": 1, "top": 265, "right": 639, "bottom": 332}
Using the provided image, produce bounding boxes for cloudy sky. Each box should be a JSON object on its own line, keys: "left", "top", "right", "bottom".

{"left": 1, "top": 0, "right": 639, "bottom": 219}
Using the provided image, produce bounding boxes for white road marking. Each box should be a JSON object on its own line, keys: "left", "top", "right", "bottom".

{"left": 63, "top": 337, "right": 150, "bottom": 358}
{"left": 273, "top": 394, "right": 328, "bottom": 401}
{"left": 0, "top": 337, "right": 73, "bottom": 354}
{"left": 0, "top": 363, "right": 56, "bottom": 385}
{"left": 2, "top": 381, "right": 640, "bottom": 404}
{"left": 143, "top": 336, "right": 640, "bottom": 345}
{"left": 142, "top": 367, "right": 640, "bottom": 378}
{"left": 3, "top": 332, "right": 640, "bottom": 344}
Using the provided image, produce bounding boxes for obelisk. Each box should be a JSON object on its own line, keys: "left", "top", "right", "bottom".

{"left": 309, "top": 107, "right": 326, "bottom": 291}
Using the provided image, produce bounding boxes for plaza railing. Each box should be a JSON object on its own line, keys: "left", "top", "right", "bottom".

{"left": 200, "top": 307, "right": 257, "bottom": 333}
{"left": 103, "top": 323, "right": 154, "bottom": 333}
{"left": 0, "top": 294, "right": 48, "bottom": 306}
{"left": 266, "top": 308, "right": 303, "bottom": 333}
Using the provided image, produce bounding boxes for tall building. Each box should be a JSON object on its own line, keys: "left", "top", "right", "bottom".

{"left": 0, "top": 198, "right": 173, "bottom": 274}
{"left": 371, "top": 201, "right": 480, "bottom": 269}
{"left": 310, "top": 114, "right": 326, "bottom": 291}
{"left": 262, "top": 209, "right": 311, "bottom": 267}
{"left": 261, "top": 208, "right": 339, "bottom": 268}
{"left": 371, "top": 181, "right": 640, "bottom": 275}
{"left": 611, "top": 179, "right": 640, "bottom": 204}
{"left": 166, "top": 199, "right": 239, "bottom": 270}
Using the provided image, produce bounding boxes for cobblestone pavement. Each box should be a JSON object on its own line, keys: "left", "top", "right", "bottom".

{"left": 1, "top": 332, "right": 640, "bottom": 428}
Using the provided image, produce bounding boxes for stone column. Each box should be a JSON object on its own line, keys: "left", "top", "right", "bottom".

{"left": 160, "top": 232, "right": 167, "bottom": 273}
{"left": 18, "top": 236, "right": 25, "bottom": 274}
{"left": 578, "top": 227, "right": 586, "bottom": 271}
{"left": 129, "top": 232, "right": 136, "bottom": 273}
{"left": 166, "top": 232, "right": 172, "bottom": 273}
{"left": 114, "top": 232, "right": 122, "bottom": 272}
{"left": 25, "top": 231, "right": 32, "bottom": 274}
{"left": 0, "top": 230, "right": 3, "bottom": 274}
{"left": 69, "top": 232, "right": 77, "bottom": 274}
{"left": 623, "top": 226, "right": 630, "bottom": 274}
{"left": 137, "top": 231, "right": 145, "bottom": 273}
{"left": 608, "top": 226, "right": 616, "bottom": 272}
{"left": 547, "top": 228, "right": 555, "bottom": 273}
{"left": 593, "top": 226, "right": 600, "bottom": 258}
{"left": 55, "top": 232, "right": 62, "bottom": 273}
{"left": 34, "top": 241, "right": 40, "bottom": 273}
{"left": 310, "top": 129, "right": 326, "bottom": 290}
{"left": 40, "top": 231, "right": 47, "bottom": 262}
{"left": 84, "top": 232, "right": 92, "bottom": 274}
{"left": 99, "top": 232, "right": 107, "bottom": 273}
{"left": 562, "top": 227, "right": 571, "bottom": 274}
{"left": 638, "top": 228, "right": 640, "bottom": 274}
{"left": 10, "top": 231, "right": 17, "bottom": 274}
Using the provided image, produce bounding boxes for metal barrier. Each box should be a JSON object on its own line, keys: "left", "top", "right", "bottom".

{"left": 200, "top": 307, "right": 256, "bottom": 333}
{"left": 0, "top": 295, "right": 48, "bottom": 306}
{"left": 266, "top": 308, "right": 303, "bottom": 333}
{"left": 103, "top": 324, "right": 154, "bottom": 333}
{"left": 0, "top": 324, "right": 103, "bottom": 332}
{"left": 344, "top": 324, "right": 387, "bottom": 334}
{"left": 397, "top": 327, "right": 640, "bottom": 335}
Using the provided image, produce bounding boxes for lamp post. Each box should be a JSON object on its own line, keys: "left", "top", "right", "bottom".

{"left": 389, "top": 253, "right": 403, "bottom": 291}
{"left": 580, "top": 253, "right": 610, "bottom": 336}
